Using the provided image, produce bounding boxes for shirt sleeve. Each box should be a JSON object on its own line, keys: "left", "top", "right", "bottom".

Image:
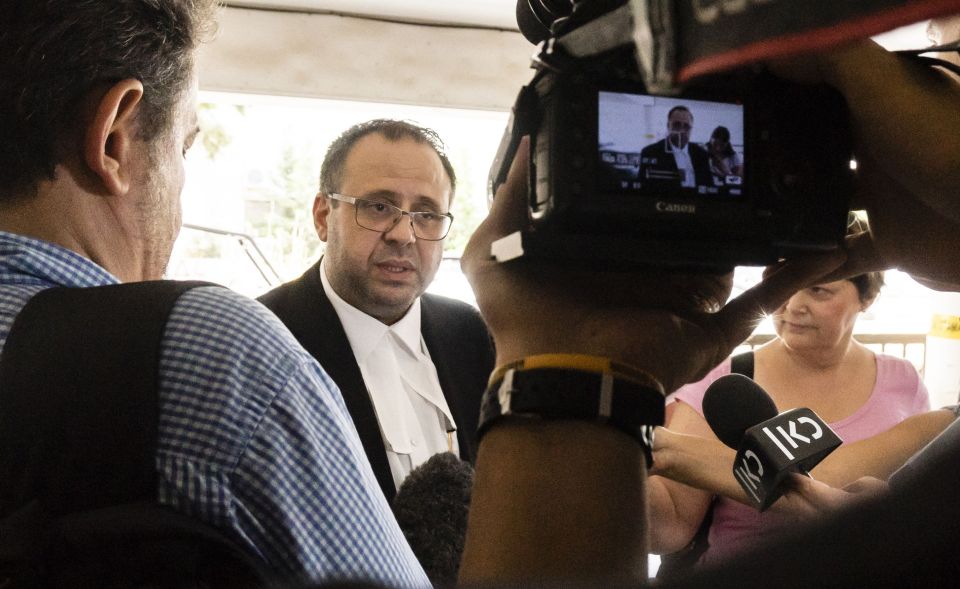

{"left": 156, "top": 287, "right": 428, "bottom": 589}
{"left": 230, "top": 354, "right": 429, "bottom": 588}
{"left": 668, "top": 358, "right": 733, "bottom": 419}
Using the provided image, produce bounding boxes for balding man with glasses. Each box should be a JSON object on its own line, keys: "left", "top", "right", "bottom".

{"left": 639, "top": 105, "right": 713, "bottom": 191}
{"left": 259, "top": 120, "right": 494, "bottom": 503}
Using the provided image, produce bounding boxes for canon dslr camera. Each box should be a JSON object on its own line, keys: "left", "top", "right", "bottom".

{"left": 489, "top": 0, "right": 854, "bottom": 271}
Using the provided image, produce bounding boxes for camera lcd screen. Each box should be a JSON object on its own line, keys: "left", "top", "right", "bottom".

{"left": 598, "top": 91, "right": 745, "bottom": 197}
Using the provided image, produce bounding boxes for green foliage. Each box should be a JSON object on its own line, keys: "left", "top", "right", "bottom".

{"left": 444, "top": 151, "right": 485, "bottom": 255}
{"left": 196, "top": 103, "right": 242, "bottom": 160}
{"left": 247, "top": 145, "right": 323, "bottom": 274}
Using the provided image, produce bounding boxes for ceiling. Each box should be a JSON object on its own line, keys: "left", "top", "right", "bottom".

{"left": 224, "top": 1, "right": 932, "bottom": 46}
{"left": 224, "top": 0, "right": 521, "bottom": 29}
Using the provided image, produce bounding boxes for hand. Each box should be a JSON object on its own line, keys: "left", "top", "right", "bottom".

{"left": 819, "top": 201, "right": 960, "bottom": 292}
{"left": 461, "top": 138, "right": 845, "bottom": 393}
{"left": 770, "top": 474, "right": 888, "bottom": 523}
{"left": 770, "top": 40, "right": 960, "bottom": 288}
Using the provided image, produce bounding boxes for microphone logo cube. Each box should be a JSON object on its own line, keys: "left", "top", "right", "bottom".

{"left": 732, "top": 407, "right": 842, "bottom": 511}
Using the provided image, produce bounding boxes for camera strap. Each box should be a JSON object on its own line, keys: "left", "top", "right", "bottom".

{"left": 550, "top": 3, "right": 636, "bottom": 60}
{"left": 675, "top": 0, "right": 960, "bottom": 84}
{"left": 627, "top": 0, "right": 960, "bottom": 91}
{"left": 629, "top": 0, "right": 676, "bottom": 94}
{"left": 897, "top": 41, "right": 960, "bottom": 77}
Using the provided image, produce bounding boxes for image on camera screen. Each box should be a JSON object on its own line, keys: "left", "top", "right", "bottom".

{"left": 598, "top": 91, "right": 745, "bottom": 197}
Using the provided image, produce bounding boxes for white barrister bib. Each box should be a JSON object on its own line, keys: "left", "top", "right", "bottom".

{"left": 319, "top": 259, "right": 458, "bottom": 490}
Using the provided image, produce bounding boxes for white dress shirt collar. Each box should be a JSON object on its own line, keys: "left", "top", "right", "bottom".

{"left": 319, "top": 257, "right": 422, "bottom": 362}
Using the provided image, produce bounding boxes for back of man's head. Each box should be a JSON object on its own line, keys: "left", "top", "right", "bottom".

{"left": 319, "top": 119, "right": 457, "bottom": 201}
{"left": 0, "top": 0, "right": 218, "bottom": 202}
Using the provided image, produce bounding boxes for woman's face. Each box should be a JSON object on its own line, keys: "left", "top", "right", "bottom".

{"left": 773, "top": 279, "right": 865, "bottom": 353}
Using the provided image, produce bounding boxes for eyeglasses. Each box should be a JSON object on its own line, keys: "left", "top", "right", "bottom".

{"left": 327, "top": 193, "right": 454, "bottom": 241}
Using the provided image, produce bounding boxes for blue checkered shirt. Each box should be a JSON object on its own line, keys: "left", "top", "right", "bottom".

{"left": 0, "top": 232, "right": 428, "bottom": 588}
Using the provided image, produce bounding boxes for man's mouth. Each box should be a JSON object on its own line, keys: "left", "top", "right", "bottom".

{"left": 376, "top": 260, "right": 416, "bottom": 275}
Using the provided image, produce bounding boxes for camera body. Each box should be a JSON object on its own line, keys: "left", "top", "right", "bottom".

{"left": 491, "top": 3, "right": 854, "bottom": 271}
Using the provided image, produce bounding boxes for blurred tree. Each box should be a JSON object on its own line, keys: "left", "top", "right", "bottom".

{"left": 197, "top": 103, "right": 244, "bottom": 160}
{"left": 444, "top": 150, "right": 485, "bottom": 256}
{"left": 248, "top": 145, "right": 323, "bottom": 277}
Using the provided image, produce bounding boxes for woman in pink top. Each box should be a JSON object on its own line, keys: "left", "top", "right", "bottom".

{"left": 645, "top": 268, "right": 930, "bottom": 568}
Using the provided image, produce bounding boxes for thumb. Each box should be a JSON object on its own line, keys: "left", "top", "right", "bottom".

{"left": 714, "top": 249, "right": 847, "bottom": 346}
{"left": 816, "top": 231, "right": 889, "bottom": 283}
{"left": 462, "top": 137, "right": 529, "bottom": 275}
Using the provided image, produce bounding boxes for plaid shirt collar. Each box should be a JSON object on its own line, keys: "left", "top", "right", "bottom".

{"left": 0, "top": 231, "right": 120, "bottom": 288}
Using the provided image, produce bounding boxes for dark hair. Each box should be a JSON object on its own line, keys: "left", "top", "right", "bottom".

{"left": 667, "top": 105, "right": 692, "bottom": 121}
{"left": 709, "top": 126, "right": 736, "bottom": 158}
{"left": 0, "top": 0, "right": 218, "bottom": 200}
{"left": 849, "top": 272, "right": 884, "bottom": 304}
{"left": 846, "top": 214, "right": 884, "bottom": 303}
{"left": 319, "top": 119, "right": 457, "bottom": 203}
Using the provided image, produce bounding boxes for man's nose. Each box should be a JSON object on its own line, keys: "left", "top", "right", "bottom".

{"left": 383, "top": 213, "right": 417, "bottom": 245}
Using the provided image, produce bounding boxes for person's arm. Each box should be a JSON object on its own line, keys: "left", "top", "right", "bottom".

{"left": 651, "top": 426, "right": 744, "bottom": 502}
{"left": 651, "top": 409, "right": 957, "bottom": 508}
{"left": 766, "top": 475, "right": 889, "bottom": 525}
{"left": 647, "top": 402, "right": 717, "bottom": 554}
{"left": 812, "top": 409, "right": 956, "bottom": 485}
{"left": 731, "top": 152, "right": 743, "bottom": 176}
{"left": 457, "top": 138, "right": 844, "bottom": 586}
{"left": 817, "top": 40, "right": 960, "bottom": 222}
{"left": 464, "top": 420, "right": 651, "bottom": 586}
{"left": 773, "top": 40, "right": 960, "bottom": 289}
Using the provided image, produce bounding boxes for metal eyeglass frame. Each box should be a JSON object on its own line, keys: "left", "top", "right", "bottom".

{"left": 327, "top": 193, "right": 454, "bottom": 241}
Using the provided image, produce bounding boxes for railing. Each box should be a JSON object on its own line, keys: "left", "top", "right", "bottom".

{"left": 182, "top": 223, "right": 283, "bottom": 286}
{"left": 739, "top": 333, "right": 928, "bottom": 376}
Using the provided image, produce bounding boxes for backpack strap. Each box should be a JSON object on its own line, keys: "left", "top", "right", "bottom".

{"left": 0, "top": 281, "right": 274, "bottom": 587}
{"left": 730, "top": 350, "right": 755, "bottom": 380}
{"left": 0, "top": 280, "right": 210, "bottom": 518}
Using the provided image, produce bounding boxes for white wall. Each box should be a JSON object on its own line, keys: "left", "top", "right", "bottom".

{"left": 197, "top": 6, "right": 535, "bottom": 110}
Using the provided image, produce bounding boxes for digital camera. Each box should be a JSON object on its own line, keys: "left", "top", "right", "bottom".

{"left": 489, "top": 0, "right": 854, "bottom": 271}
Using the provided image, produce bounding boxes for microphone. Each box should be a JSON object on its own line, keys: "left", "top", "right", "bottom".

{"left": 392, "top": 452, "right": 474, "bottom": 589}
{"left": 703, "top": 374, "right": 842, "bottom": 511}
{"left": 703, "top": 374, "right": 778, "bottom": 449}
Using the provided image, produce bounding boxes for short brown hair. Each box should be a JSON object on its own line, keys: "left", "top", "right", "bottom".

{"left": 319, "top": 119, "right": 456, "bottom": 201}
{"left": 0, "top": 0, "right": 218, "bottom": 200}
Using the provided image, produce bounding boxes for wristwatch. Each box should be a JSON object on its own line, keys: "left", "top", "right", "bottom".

{"left": 477, "top": 355, "right": 665, "bottom": 466}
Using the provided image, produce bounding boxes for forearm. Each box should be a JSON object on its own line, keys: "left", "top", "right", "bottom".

{"left": 818, "top": 40, "right": 960, "bottom": 221}
{"left": 811, "top": 409, "right": 957, "bottom": 486}
{"left": 652, "top": 427, "right": 750, "bottom": 505}
{"left": 459, "top": 419, "right": 649, "bottom": 587}
{"left": 646, "top": 475, "right": 712, "bottom": 554}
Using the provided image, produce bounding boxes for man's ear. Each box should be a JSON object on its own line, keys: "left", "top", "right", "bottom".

{"left": 83, "top": 79, "right": 145, "bottom": 196}
{"left": 313, "top": 192, "right": 331, "bottom": 242}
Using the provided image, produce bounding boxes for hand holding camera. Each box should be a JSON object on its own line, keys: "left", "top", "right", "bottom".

{"left": 463, "top": 138, "right": 844, "bottom": 394}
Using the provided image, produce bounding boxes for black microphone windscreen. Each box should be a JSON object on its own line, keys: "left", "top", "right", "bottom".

{"left": 516, "top": 0, "right": 551, "bottom": 44}
{"left": 392, "top": 452, "right": 474, "bottom": 589}
{"left": 702, "top": 373, "right": 778, "bottom": 449}
{"left": 516, "top": 0, "right": 574, "bottom": 45}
